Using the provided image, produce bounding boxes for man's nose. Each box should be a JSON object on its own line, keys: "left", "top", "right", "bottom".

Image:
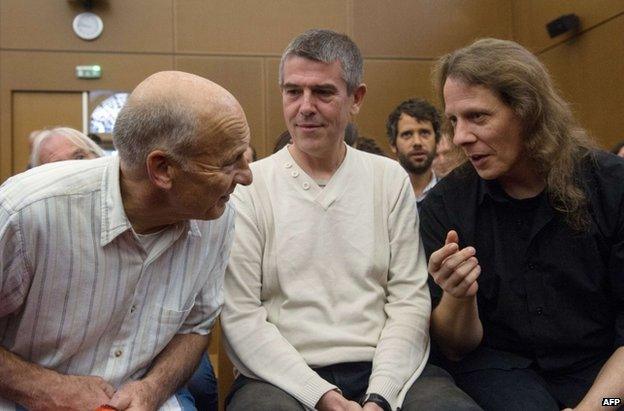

{"left": 299, "top": 91, "right": 316, "bottom": 116}
{"left": 235, "top": 161, "right": 253, "bottom": 186}
{"left": 411, "top": 135, "right": 424, "bottom": 147}
{"left": 452, "top": 120, "right": 474, "bottom": 146}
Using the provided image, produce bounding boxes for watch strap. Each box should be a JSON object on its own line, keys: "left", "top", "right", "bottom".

{"left": 360, "top": 393, "right": 392, "bottom": 411}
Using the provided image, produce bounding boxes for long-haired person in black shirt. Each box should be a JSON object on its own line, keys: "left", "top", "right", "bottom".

{"left": 419, "top": 38, "right": 624, "bottom": 410}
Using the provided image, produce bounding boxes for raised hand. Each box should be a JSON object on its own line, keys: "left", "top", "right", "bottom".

{"left": 428, "top": 230, "right": 480, "bottom": 299}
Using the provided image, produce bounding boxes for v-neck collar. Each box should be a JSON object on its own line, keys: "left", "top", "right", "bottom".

{"left": 275, "top": 145, "right": 352, "bottom": 210}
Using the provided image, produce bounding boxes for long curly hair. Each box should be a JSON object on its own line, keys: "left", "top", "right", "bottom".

{"left": 434, "top": 38, "right": 596, "bottom": 230}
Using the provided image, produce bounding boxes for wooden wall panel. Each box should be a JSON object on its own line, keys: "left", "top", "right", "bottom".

{"left": 0, "top": 51, "right": 173, "bottom": 180}
{"left": 540, "top": 14, "right": 624, "bottom": 150}
{"left": 512, "top": 0, "right": 624, "bottom": 53}
{"left": 175, "top": 56, "right": 267, "bottom": 157}
{"left": 0, "top": 0, "right": 174, "bottom": 53}
{"left": 353, "top": 0, "right": 513, "bottom": 58}
{"left": 265, "top": 58, "right": 287, "bottom": 155}
{"left": 175, "top": 0, "right": 349, "bottom": 55}
{"left": 12, "top": 92, "right": 83, "bottom": 173}
{"left": 357, "top": 60, "right": 438, "bottom": 156}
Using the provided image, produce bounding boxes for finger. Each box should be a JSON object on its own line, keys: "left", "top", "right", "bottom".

{"left": 97, "top": 380, "right": 116, "bottom": 398}
{"left": 445, "top": 230, "right": 459, "bottom": 245}
{"left": 108, "top": 390, "right": 131, "bottom": 411}
{"left": 440, "top": 246, "right": 476, "bottom": 274}
{"left": 442, "top": 257, "right": 479, "bottom": 289}
{"left": 449, "top": 264, "right": 481, "bottom": 296}
{"left": 465, "top": 281, "right": 479, "bottom": 297}
{"left": 428, "top": 242, "right": 459, "bottom": 272}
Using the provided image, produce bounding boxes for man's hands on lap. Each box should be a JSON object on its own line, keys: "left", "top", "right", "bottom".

{"left": 21, "top": 373, "right": 115, "bottom": 411}
{"left": 107, "top": 379, "right": 160, "bottom": 411}
{"left": 362, "top": 402, "right": 384, "bottom": 411}
{"left": 429, "top": 230, "right": 480, "bottom": 299}
{"left": 316, "top": 390, "right": 363, "bottom": 411}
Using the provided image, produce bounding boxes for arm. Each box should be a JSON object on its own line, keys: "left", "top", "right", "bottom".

{"left": 568, "top": 346, "right": 624, "bottom": 411}
{"left": 221, "top": 187, "right": 338, "bottom": 409}
{"left": 109, "top": 333, "right": 209, "bottom": 411}
{"left": 428, "top": 231, "right": 483, "bottom": 360}
{"left": 0, "top": 347, "right": 115, "bottom": 410}
{"left": 0, "top": 205, "right": 115, "bottom": 410}
{"left": 367, "top": 175, "right": 431, "bottom": 409}
{"left": 419, "top": 192, "right": 483, "bottom": 360}
{"left": 570, "top": 198, "right": 624, "bottom": 409}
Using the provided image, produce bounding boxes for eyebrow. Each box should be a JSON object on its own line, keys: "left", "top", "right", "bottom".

{"left": 281, "top": 82, "right": 338, "bottom": 91}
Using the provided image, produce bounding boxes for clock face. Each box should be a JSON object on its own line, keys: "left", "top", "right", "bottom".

{"left": 73, "top": 12, "right": 104, "bottom": 40}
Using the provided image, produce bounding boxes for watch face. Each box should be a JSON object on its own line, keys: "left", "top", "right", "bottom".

{"left": 73, "top": 12, "right": 104, "bottom": 40}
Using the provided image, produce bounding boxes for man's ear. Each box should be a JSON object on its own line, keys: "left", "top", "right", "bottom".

{"left": 146, "top": 150, "right": 174, "bottom": 190}
{"left": 389, "top": 143, "right": 397, "bottom": 155}
{"left": 349, "top": 83, "right": 367, "bottom": 116}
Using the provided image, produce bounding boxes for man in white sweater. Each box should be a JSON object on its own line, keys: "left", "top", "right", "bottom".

{"left": 221, "top": 29, "right": 480, "bottom": 411}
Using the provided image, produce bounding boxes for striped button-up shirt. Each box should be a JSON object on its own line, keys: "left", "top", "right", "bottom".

{"left": 0, "top": 156, "right": 234, "bottom": 410}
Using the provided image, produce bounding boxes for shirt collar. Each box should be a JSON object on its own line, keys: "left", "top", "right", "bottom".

{"left": 99, "top": 156, "right": 202, "bottom": 246}
{"left": 100, "top": 155, "right": 133, "bottom": 246}
{"left": 478, "top": 178, "right": 509, "bottom": 204}
{"left": 416, "top": 172, "right": 438, "bottom": 203}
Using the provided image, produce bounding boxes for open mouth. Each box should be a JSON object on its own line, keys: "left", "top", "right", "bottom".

{"left": 469, "top": 154, "right": 489, "bottom": 167}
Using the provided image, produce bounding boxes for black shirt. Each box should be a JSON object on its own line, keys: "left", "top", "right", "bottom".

{"left": 419, "top": 150, "right": 624, "bottom": 374}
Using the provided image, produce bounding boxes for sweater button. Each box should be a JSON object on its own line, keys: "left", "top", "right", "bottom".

{"left": 302, "top": 182, "right": 310, "bottom": 190}
{"left": 291, "top": 170, "right": 299, "bottom": 178}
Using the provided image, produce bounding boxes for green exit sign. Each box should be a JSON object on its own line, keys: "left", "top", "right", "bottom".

{"left": 76, "top": 65, "right": 102, "bottom": 79}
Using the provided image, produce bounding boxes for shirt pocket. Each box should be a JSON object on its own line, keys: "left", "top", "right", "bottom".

{"left": 142, "top": 305, "right": 193, "bottom": 360}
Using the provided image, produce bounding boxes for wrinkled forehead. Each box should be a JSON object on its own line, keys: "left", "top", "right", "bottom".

{"left": 196, "top": 103, "right": 250, "bottom": 151}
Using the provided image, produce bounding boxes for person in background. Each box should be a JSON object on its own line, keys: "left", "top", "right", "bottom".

{"left": 354, "top": 136, "right": 386, "bottom": 156}
{"left": 611, "top": 140, "right": 624, "bottom": 157}
{"left": 420, "top": 38, "right": 624, "bottom": 410}
{"left": 30, "top": 126, "right": 104, "bottom": 166}
{"left": 431, "top": 133, "right": 458, "bottom": 178}
{"left": 273, "top": 130, "right": 293, "bottom": 153}
{"left": 386, "top": 98, "right": 441, "bottom": 205}
{"left": 0, "top": 71, "right": 252, "bottom": 411}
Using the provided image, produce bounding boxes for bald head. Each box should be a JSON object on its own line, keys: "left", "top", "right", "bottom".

{"left": 113, "top": 71, "right": 249, "bottom": 170}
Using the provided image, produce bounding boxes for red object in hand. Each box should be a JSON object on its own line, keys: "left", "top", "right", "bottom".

{"left": 95, "top": 406, "right": 119, "bottom": 411}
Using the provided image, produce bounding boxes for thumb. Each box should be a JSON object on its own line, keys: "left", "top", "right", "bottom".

{"left": 445, "top": 230, "right": 459, "bottom": 245}
{"left": 107, "top": 391, "right": 130, "bottom": 411}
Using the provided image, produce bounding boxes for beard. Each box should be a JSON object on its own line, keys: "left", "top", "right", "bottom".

{"left": 397, "top": 149, "right": 436, "bottom": 175}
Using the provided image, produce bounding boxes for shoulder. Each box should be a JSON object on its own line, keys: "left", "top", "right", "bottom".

{"left": 347, "top": 147, "right": 410, "bottom": 195}
{"left": 349, "top": 146, "right": 403, "bottom": 173}
{"left": 0, "top": 157, "right": 111, "bottom": 214}
{"left": 581, "top": 150, "right": 624, "bottom": 214}
{"left": 583, "top": 150, "right": 624, "bottom": 180}
{"left": 425, "top": 163, "right": 479, "bottom": 204}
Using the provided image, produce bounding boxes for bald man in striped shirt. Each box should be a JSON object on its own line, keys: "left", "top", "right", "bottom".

{"left": 0, "top": 71, "right": 252, "bottom": 411}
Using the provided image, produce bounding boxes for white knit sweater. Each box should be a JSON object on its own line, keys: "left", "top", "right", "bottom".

{"left": 222, "top": 146, "right": 431, "bottom": 410}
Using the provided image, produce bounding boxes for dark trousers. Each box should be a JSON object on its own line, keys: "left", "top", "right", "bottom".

{"left": 434, "top": 347, "right": 605, "bottom": 410}
{"left": 226, "top": 362, "right": 481, "bottom": 410}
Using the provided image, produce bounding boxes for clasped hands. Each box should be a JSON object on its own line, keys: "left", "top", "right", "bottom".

{"left": 23, "top": 373, "right": 159, "bottom": 411}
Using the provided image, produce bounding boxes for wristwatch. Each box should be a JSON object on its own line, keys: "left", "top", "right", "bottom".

{"left": 360, "top": 393, "right": 392, "bottom": 411}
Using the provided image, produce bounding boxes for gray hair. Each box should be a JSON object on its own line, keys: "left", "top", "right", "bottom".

{"left": 113, "top": 97, "right": 198, "bottom": 170}
{"left": 278, "top": 29, "right": 363, "bottom": 95}
{"left": 30, "top": 127, "right": 104, "bottom": 166}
